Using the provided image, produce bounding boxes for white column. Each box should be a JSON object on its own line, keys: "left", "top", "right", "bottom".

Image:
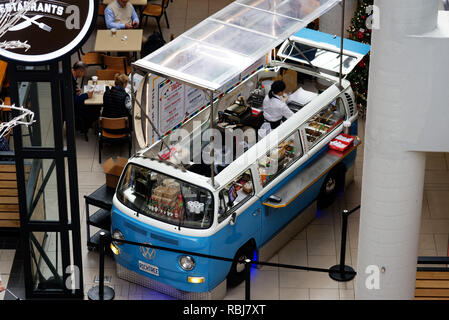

{"left": 355, "top": 0, "right": 441, "bottom": 299}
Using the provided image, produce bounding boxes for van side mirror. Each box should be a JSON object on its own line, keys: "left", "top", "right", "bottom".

{"left": 230, "top": 211, "right": 237, "bottom": 226}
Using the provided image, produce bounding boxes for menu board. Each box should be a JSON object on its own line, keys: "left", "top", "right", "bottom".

{"left": 185, "top": 86, "right": 206, "bottom": 117}
{"left": 158, "top": 80, "right": 185, "bottom": 134}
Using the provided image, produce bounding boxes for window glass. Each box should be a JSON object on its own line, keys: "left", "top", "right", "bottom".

{"left": 218, "top": 169, "right": 254, "bottom": 223}
{"left": 304, "top": 98, "right": 346, "bottom": 147}
{"left": 117, "top": 164, "right": 214, "bottom": 229}
{"left": 257, "top": 131, "right": 303, "bottom": 187}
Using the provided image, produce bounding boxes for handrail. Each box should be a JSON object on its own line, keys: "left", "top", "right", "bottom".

{"left": 417, "top": 256, "right": 449, "bottom": 272}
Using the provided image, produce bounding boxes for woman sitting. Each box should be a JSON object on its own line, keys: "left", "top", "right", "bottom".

{"left": 101, "top": 73, "right": 132, "bottom": 132}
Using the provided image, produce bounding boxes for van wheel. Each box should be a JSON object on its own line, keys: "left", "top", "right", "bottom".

{"left": 317, "top": 166, "right": 344, "bottom": 209}
{"left": 227, "top": 243, "right": 255, "bottom": 287}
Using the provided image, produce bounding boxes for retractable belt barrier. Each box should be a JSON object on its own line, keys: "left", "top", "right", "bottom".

{"left": 90, "top": 206, "right": 361, "bottom": 300}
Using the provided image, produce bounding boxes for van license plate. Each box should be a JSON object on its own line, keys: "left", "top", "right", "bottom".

{"left": 138, "top": 260, "right": 159, "bottom": 276}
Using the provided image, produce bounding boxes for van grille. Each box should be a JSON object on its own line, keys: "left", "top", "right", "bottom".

{"left": 124, "top": 221, "right": 147, "bottom": 236}
{"left": 151, "top": 233, "right": 179, "bottom": 246}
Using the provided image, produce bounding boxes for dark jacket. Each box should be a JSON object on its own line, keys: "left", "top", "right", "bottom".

{"left": 102, "top": 86, "right": 129, "bottom": 119}
{"left": 73, "top": 75, "right": 88, "bottom": 108}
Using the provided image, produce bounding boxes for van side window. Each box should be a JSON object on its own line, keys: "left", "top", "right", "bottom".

{"left": 304, "top": 98, "right": 346, "bottom": 147}
{"left": 218, "top": 170, "right": 254, "bottom": 223}
{"left": 257, "top": 131, "right": 303, "bottom": 187}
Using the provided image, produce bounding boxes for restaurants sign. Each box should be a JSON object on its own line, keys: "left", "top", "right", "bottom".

{"left": 0, "top": 0, "right": 97, "bottom": 63}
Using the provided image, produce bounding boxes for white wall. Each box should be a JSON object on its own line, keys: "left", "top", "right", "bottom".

{"left": 319, "top": 0, "right": 358, "bottom": 37}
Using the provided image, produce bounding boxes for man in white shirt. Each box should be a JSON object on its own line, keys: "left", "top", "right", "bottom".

{"left": 262, "top": 80, "right": 294, "bottom": 130}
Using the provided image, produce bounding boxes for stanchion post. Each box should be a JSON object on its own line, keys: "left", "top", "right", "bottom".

{"left": 244, "top": 258, "right": 251, "bottom": 301}
{"left": 329, "top": 209, "right": 356, "bottom": 282}
{"left": 88, "top": 232, "right": 115, "bottom": 300}
{"left": 99, "top": 232, "right": 105, "bottom": 299}
{"left": 339, "top": 209, "right": 349, "bottom": 272}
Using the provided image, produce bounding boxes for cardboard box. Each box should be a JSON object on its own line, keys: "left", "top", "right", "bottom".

{"left": 102, "top": 157, "right": 128, "bottom": 188}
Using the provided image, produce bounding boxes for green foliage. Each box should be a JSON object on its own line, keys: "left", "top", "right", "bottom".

{"left": 346, "top": 0, "right": 373, "bottom": 118}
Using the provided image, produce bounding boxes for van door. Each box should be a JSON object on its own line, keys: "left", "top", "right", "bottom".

{"left": 209, "top": 169, "right": 261, "bottom": 287}
{"left": 255, "top": 130, "right": 306, "bottom": 245}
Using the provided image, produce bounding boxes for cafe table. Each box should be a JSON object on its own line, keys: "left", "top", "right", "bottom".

{"left": 94, "top": 29, "right": 143, "bottom": 54}
{"left": 84, "top": 80, "right": 115, "bottom": 106}
{"left": 102, "top": 0, "right": 147, "bottom": 5}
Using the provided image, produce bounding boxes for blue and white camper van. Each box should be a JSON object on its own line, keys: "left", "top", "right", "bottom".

{"left": 109, "top": 0, "right": 370, "bottom": 300}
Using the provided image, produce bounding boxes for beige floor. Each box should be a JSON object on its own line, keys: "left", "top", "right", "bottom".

{"left": 1, "top": 0, "right": 448, "bottom": 301}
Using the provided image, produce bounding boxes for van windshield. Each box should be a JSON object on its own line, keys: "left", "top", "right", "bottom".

{"left": 116, "top": 164, "right": 214, "bottom": 229}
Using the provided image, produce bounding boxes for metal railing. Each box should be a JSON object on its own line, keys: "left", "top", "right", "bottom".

{"left": 89, "top": 206, "right": 361, "bottom": 300}
{"left": 417, "top": 256, "right": 449, "bottom": 272}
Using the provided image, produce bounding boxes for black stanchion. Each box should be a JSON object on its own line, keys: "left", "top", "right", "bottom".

{"left": 329, "top": 208, "right": 358, "bottom": 282}
{"left": 244, "top": 258, "right": 251, "bottom": 301}
{"left": 88, "top": 232, "right": 115, "bottom": 300}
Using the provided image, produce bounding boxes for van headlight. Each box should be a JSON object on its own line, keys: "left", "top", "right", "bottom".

{"left": 112, "top": 229, "right": 124, "bottom": 246}
{"left": 179, "top": 256, "right": 195, "bottom": 271}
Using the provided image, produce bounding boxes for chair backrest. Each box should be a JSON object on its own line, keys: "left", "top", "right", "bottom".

{"left": 96, "top": 69, "right": 120, "bottom": 81}
{"left": 102, "top": 54, "right": 128, "bottom": 74}
{"left": 82, "top": 52, "right": 104, "bottom": 65}
{"left": 98, "top": 3, "right": 106, "bottom": 16}
{"left": 100, "top": 117, "right": 128, "bottom": 131}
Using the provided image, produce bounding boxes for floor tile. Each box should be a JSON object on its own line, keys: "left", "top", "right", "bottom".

{"left": 309, "top": 288, "right": 339, "bottom": 300}
{"left": 278, "top": 240, "right": 307, "bottom": 267}
{"left": 339, "top": 289, "right": 355, "bottom": 300}
{"left": 426, "top": 190, "right": 449, "bottom": 219}
{"left": 279, "top": 271, "right": 338, "bottom": 289}
{"left": 279, "top": 288, "right": 309, "bottom": 300}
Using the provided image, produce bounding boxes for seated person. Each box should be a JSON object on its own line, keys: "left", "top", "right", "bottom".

{"left": 105, "top": 0, "right": 139, "bottom": 30}
{"left": 102, "top": 73, "right": 132, "bottom": 133}
{"left": 262, "top": 80, "right": 294, "bottom": 130}
{"left": 0, "top": 135, "right": 13, "bottom": 161}
{"left": 72, "top": 62, "right": 99, "bottom": 137}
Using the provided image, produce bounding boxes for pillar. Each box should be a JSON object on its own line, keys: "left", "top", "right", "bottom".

{"left": 355, "top": 0, "right": 442, "bottom": 299}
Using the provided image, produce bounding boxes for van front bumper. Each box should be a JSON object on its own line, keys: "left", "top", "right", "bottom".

{"left": 116, "top": 262, "right": 227, "bottom": 300}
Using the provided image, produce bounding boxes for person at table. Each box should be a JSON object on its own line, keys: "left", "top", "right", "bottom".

{"left": 102, "top": 73, "right": 132, "bottom": 132}
{"left": 72, "top": 61, "right": 100, "bottom": 139}
{"left": 105, "top": 0, "right": 140, "bottom": 30}
{"left": 262, "top": 80, "right": 294, "bottom": 130}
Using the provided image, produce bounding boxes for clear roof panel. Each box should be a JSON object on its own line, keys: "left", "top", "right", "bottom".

{"left": 134, "top": 0, "right": 340, "bottom": 91}
{"left": 236, "top": 0, "right": 331, "bottom": 20}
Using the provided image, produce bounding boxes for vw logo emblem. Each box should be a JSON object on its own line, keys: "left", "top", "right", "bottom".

{"left": 140, "top": 243, "right": 156, "bottom": 260}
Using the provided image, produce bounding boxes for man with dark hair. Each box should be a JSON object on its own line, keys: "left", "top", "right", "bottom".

{"left": 72, "top": 61, "right": 99, "bottom": 141}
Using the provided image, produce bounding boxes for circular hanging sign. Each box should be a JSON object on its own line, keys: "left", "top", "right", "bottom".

{"left": 0, "top": 0, "right": 97, "bottom": 63}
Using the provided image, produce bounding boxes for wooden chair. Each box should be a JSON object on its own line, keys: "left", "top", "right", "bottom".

{"left": 0, "top": 60, "right": 8, "bottom": 92}
{"left": 141, "top": 0, "right": 170, "bottom": 36}
{"left": 96, "top": 69, "right": 120, "bottom": 81}
{"left": 102, "top": 54, "right": 130, "bottom": 74}
{"left": 81, "top": 52, "right": 105, "bottom": 67}
{"left": 98, "top": 117, "right": 132, "bottom": 163}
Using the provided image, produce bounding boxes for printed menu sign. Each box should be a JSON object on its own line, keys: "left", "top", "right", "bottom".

{"left": 158, "top": 80, "right": 185, "bottom": 134}
{"left": 0, "top": 0, "right": 96, "bottom": 62}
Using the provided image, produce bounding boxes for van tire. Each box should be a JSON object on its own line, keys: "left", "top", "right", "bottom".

{"left": 227, "top": 242, "right": 255, "bottom": 287}
{"left": 317, "top": 166, "right": 344, "bottom": 209}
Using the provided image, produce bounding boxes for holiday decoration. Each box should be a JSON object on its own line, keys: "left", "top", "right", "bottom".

{"left": 347, "top": 0, "right": 373, "bottom": 118}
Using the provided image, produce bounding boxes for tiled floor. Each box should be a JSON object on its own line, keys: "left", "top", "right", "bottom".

{"left": 1, "top": 0, "right": 448, "bottom": 300}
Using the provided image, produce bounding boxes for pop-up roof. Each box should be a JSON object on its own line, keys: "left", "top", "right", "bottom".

{"left": 277, "top": 27, "right": 371, "bottom": 76}
{"left": 133, "top": 0, "right": 341, "bottom": 92}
